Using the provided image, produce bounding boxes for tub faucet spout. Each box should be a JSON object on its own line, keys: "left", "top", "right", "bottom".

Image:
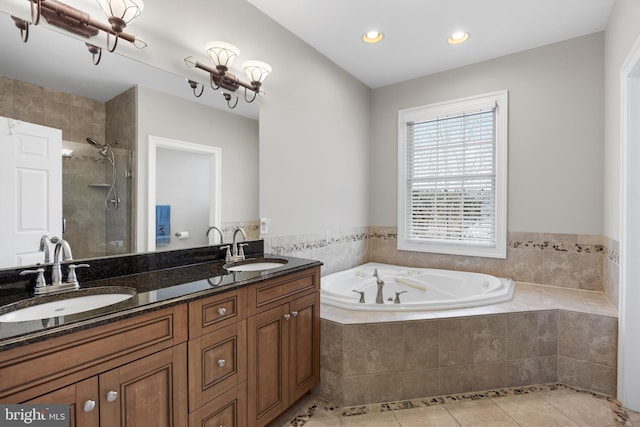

{"left": 374, "top": 269, "right": 384, "bottom": 304}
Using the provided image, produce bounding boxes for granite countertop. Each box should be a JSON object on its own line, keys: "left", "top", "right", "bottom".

{"left": 0, "top": 253, "right": 322, "bottom": 349}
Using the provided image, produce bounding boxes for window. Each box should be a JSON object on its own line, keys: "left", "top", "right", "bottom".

{"left": 397, "top": 91, "right": 508, "bottom": 258}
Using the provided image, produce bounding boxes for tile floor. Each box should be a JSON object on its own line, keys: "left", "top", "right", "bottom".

{"left": 270, "top": 384, "right": 640, "bottom": 426}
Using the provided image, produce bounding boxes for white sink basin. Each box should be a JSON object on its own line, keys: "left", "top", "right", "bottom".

{"left": 224, "top": 258, "right": 288, "bottom": 272}
{"left": 0, "top": 290, "right": 135, "bottom": 322}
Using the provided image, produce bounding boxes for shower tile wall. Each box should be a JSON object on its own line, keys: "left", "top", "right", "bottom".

{"left": 105, "top": 88, "right": 136, "bottom": 255}
{"left": 0, "top": 75, "right": 106, "bottom": 142}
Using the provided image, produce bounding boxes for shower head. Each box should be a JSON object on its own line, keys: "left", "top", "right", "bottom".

{"left": 86, "top": 137, "right": 109, "bottom": 156}
{"left": 86, "top": 137, "right": 104, "bottom": 148}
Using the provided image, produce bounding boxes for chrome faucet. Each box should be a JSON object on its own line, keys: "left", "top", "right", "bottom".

{"left": 205, "top": 226, "right": 224, "bottom": 244}
{"left": 230, "top": 227, "right": 248, "bottom": 261}
{"left": 39, "top": 235, "right": 52, "bottom": 263}
{"left": 51, "top": 238, "right": 73, "bottom": 286}
{"left": 21, "top": 238, "right": 87, "bottom": 295}
{"left": 374, "top": 269, "right": 385, "bottom": 304}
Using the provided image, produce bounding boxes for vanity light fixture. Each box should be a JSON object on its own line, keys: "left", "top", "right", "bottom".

{"left": 184, "top": 41, "right": 272, "bottom": 109}
{"left": 448, "top": 31, "right": 470, "bottom": 44}
{"left": 11, "top": 0, "right": 146, "bottom": 65}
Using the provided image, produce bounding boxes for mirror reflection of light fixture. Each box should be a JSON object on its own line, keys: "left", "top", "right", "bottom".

{"left": 11, "top": 0, "right": 147, "bottom": 65}
{"left": 184, "top": 41, "right": 272, "bottom": 109}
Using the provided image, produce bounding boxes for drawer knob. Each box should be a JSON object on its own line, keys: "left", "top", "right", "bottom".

{"left": 217, "top": 359, "right": 226, "bottom": 368}
{"left": 284, "top": 314, "right": 291, "bottom": 320}
{"left": 292, "top": 311, "right": 299, "bottom": 317}
{"left": 106, "top": 391, "right": 118, "bottom": 402}
{"left": 83, "top": 400, "right": 96, "bottom": 412}
{"left": 218, "top": 307, "right": 227, "bottom": 316}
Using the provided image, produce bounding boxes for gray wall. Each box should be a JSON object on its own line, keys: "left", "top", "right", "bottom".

{"left": 136, "top": 85, "right": 259, "bottom": 251}
{"left": 370, "top": 33, "right": 604, "bottom": 235}
{"left": 604, "top": 0, "right": 640, "bottom": 240}
{"left": 256, "top": 17, "right": 371, "bottom": 237}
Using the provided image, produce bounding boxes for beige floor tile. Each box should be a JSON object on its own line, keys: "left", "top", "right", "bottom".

{"left": 537, "top": 389, "right": 619, "bottom": 426}
{"left": 304, "top": 418, "right": 343, "bottom": 427}
{"left": 340, "top": 411, "right": 400, "bottom": 426}
{"left": 444, "top": 400, "right": 518, "bottom": 426}
{"left": 628, "top": 409, "right": 640, "bottom": 422}
{"left": 491, "top": 394, "right": 578, "bottom": 426}
{"left": 392, "top": 405, "right": 460, "bottom": 426}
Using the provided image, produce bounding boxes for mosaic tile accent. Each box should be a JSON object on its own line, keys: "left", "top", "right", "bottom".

{"left": 278, "top": 384, "right": 630, "bottom": 426}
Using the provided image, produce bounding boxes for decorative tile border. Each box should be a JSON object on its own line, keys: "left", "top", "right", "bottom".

{"left": 284, "top": 383, "right": 630, "bottom": 426}
{"left": 265, "top": 227, "right": 618, "bottom": 262}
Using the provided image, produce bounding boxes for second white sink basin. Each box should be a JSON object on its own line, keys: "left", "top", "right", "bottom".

{"left": 224, "top": 258, "right": 288, "bottom": 272}
{"left": 0, "top": 289, "right": 136, "bottom": 322}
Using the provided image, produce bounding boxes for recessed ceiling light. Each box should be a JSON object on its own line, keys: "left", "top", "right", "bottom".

{"left": 362, "top": 31, "right": 384, "bottom": 44}
{"left": 448, "top": 31, "right": 469, "bottom": 45}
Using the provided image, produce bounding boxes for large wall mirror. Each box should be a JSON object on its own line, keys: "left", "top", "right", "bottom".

{"left": 0, "top": 9, "right": 259, "bottom": 270}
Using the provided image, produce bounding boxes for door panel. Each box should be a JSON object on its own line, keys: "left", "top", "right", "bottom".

{"left": 0, "top": 116, "right": 62, "bottom": 267}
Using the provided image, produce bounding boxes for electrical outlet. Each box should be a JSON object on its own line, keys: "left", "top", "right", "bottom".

{"left": 260, "top": 218, "right": 269, "bottom": 235}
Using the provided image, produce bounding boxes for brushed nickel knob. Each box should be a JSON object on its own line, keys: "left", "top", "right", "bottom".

{"left": 291, "top": 311, "right": 298, "bottom": 317}
{"left": 83, "top": 400, "right": 96, "bottom": 412}
{"left": 284, "top": 314, "right": 291, "bottom": 320}
{"left": 106, "top": 391, "right": 118, "bottom": 402}
{"left": 218, "top": 307, "right": 226, "bottom": 316}
{"left": 217, "top": 359, "right": 226, "bottom": 368}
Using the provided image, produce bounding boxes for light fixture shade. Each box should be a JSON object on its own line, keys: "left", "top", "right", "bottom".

{"left": 97, "top": 0, "right": 144, "bottom": 25}
{"left": 242, "top": 60, "right": 272, "bottom": 85}
{"left": 206, "top": 41, "right": 240, "bottom": 69}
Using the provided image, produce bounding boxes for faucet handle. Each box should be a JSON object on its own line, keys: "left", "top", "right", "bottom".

{"left": 352, "top": 290, "right": 366, "bottom": 303}
{"left": 20, "top": 268, "right": 47, "bottom": 291}
{"left": 394, "top": 291, "right": 408, "bottom": 304}
{"left": 219, "top": 245, "right": 231, "bottom": 262}
{"left": 67, "top": 264, "right": 90, "bottom": 287}
{"left": 238, "top": 243, "right": 249, "bottom": 259}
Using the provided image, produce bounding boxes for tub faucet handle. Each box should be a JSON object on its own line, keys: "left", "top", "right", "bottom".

{"left": 394, "top": 291, "right": 408, "bottom": 304}
{"left": 352, "top": 290, "right": 365, "bottom": 303}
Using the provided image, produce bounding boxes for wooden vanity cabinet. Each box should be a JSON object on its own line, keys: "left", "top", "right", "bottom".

{"left": 25, "top": 377, "right": 99, "bottom": 427}
{"left": 187, "top": 288, "right": 247, "bottom": 427}
{"left": 0, "top": 265, "right": 321, "bottom": 427}
{"left": 246, "top": 267, "right": 321, "bottom": 427}
{"left": 0, "top": 305, "right": 189, "bottom": 427}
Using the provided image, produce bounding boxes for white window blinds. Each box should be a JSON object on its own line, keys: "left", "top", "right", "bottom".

{"left": 397, "top": 90, "right": 507, "bottom": 258}
{"left": 406, "top": 107, "right": 496, "bottom": 246}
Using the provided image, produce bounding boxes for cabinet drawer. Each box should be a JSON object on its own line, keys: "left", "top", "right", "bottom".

{"left": 188, "top": 321, "right": 246, "bottom": 411}
{"left": 189, "top": 288, "right": 246, "bottom": 339}
{"left": 189, "top": 382, "right": 246, "bottom": 427}
{"left": 247, "top": 267, "right": 320, "bottom": 315}
{"left": 0, "top": 305, "right": 187, "bottom": 402}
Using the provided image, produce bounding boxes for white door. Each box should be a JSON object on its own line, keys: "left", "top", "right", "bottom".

{"left": 0, "top": 116, "right": 62, "bottom": 267}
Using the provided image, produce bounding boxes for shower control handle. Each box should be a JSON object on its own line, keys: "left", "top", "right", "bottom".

{"left": 352, "top": 290, "right": 365, "bottom": 303}
{"left": 394, "top": 291, "right": 408, "bottom": 304}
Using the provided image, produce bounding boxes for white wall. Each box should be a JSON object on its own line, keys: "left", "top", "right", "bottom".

{"left": 604, "top": 0, "right": 640, "bottom": 240}
{"left": 370, "top": 33, "right": 604, "bottom": 234}
{"left": 136, "top": 85, "right": 259, "bottom": 251}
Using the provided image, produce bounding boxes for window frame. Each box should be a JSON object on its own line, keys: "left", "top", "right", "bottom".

{"left": 397, "top": 90, "right": 508, "bottom": 259}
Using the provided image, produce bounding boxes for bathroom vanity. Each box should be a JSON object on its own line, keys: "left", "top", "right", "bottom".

{"left": 0, "top": 246, "right": 321, "bottom": 427}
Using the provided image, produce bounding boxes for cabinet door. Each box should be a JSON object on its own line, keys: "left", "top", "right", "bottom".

{"left": 188, "top": 320, "right": 246, "bottom": 411}
{"left": 25, "top": 377, "right": 99, "bottom": 427}
{"left": 288, "top": 292, "right": 321, "bottom": 403}
{"left": 188, "top": 383, "right": 246, "bottom": 427}
{"left": 99, "top": 344, "right": 188, "bottom": 427}
{"left": 247, "top": 304, "right": 290, "bottom": 426}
